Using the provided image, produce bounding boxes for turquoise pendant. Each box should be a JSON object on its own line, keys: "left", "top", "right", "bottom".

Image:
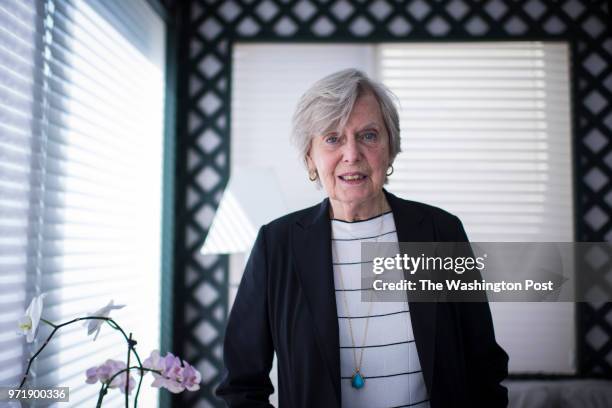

{"left": 351, "top": 371, "right": 365, "bottom": 389}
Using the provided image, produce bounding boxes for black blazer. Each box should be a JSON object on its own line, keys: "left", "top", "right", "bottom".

{"left": 216, "top": 190, "right": 508, "bottom": 408}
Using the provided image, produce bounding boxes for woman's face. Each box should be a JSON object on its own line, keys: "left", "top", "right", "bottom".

{"left": 306, "top": 92, "right": 390, "bottom": 210}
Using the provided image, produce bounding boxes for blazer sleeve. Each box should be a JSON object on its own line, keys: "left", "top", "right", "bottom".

{"left": 216, "top": 227, "right": 275, "bottom": 407}
{"left": 453, "top": 217, "right": 509, "bottom": 407}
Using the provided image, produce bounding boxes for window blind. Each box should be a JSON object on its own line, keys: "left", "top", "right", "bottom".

{"left": 0, "top": 0, "right": 166, "bottom": 406}
{"left": 0, "top": 0, "right": 39, "bottom": 390}
{"left": 230, "top": 42, "right": 575, "bottom": 375}
{"left": 379, "top": 42, "right": 573, "bottom": 242}
{"left": 379, "top": 42, "right": 574, "bottom": 373}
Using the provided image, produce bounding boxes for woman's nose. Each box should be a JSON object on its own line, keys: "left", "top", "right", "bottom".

{"left": 342, "top": 137, "right": 361, "bottom": 163}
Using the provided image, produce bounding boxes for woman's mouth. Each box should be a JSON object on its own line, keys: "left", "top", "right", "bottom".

{"left": 338, "top": 173, "right": 367, "bottom": 184}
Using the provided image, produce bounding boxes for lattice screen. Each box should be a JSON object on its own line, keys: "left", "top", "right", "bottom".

{"left": 172, "top": 0, "right": 611, "bottom": 405}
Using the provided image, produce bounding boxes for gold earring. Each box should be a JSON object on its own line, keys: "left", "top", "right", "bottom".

{"left": 386, "top": 165, "right": 394, "bottom": 176}
{"left": 308, "top": 169, "right": 318, "bottom": 181}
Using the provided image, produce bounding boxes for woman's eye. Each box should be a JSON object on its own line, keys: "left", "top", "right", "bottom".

{"left": 325, "top": 136, "right": 338, "bottom": 144}
{"left": 361, "top": 132, "right": 378, "bottom": 141}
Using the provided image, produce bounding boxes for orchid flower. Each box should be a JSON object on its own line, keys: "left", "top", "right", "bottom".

{"left": 85, "top": 359, "right": 135, "bottom": 394}
{"left": 84, "top": 300, "right": 125, "bottom": 340}
{"left": 181, "top": 361, "right": 202, "bottom": 392}
{"left": 143, "top": 350, "right": 202, "bottom": 393}
{"left": 17, "top": 294, "right": 45, "bottom": 343}
{"left": 142, "top": 350, "right": 164, "bottom": 373}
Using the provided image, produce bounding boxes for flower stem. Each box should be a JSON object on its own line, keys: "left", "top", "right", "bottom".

{"left": 18, "top": 326, "right": 59, "bottom": 388}
{"left": 125, "top": 333, "right": 132, "bottom": 407}
{"left": 96, "top": 384, "right": 108, "bottom": 408}
{"left": 95, "top": 367, "right": 160, "bottom": 408}
{"left": 104, "top": 320, "right": 145, "bottom": 407}
{"left": 134, "top": 363, "right": 144, "bottom": 408}
{"left": 40, "top": 318, "right": 57, "bottom": 328}
{"left": 105, "top": 320, "right": 143, "bottom": 367}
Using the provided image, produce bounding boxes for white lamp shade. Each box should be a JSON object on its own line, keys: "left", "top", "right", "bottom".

{"left": 201, "top": 167, "right": 288, "bottom": 255}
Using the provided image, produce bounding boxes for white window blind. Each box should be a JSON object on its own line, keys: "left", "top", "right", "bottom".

{"left": 0, "top": 0, "right": 38, "bottom": 390}
{"left": 380, "top": 42, "right": 573, "bottom": 242}
{"left": 379, "top": 42, "right": 575, "bottom": 374}
{"left": 0, "top": 0, "right": 166, "bottom": 406}
{"left": 230, "top": 42, "right": 575, "bottom": 375}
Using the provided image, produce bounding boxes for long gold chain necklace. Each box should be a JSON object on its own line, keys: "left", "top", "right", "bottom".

{"left": 334, "top": 197, "right": 387, "bottom": 390}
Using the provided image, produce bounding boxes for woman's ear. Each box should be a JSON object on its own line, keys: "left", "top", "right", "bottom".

{"left": 305, "top": 150, "right": 315, "bottom": 172}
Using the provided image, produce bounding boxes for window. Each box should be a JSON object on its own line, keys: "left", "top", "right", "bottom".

{"left": 379, "top": 42, "right": 574, "bottom": 374}
{"left": 229, "top": 42, "right": 575, "bottom": 378}
{"left": 0, "top": 0, "right": 166, "bottom": 405}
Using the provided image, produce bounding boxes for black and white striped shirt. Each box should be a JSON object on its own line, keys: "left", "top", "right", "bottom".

{"left": 332, "top": 212, "right": 430, "bottom": 408}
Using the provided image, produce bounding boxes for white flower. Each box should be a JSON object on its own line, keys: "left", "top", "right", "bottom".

{"left": 85, "top": 300, "right": 125, "bottom": 340}
{"left": 17, "top": 294, "right": 45, "bottom": 343}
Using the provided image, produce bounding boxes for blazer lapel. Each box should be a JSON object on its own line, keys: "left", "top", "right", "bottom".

{"left": 291, "top": 198, "right": 341, "bottom": 405}
{"left": 385, "top": 190, "right": 438, "bottom": 396}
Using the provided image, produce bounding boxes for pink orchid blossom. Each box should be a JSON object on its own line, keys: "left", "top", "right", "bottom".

{"left": 181, "top": 362, "right": 201, "bottom": 392}
{"left": 142, "top": 350, "right": 202, "bottom": 393}
{"left": 85, "top": 359, "right": 135, "bottom": 395}
{"left": 142, "top": 350, "right": 164, "bottom": 372}
{"left": 85, "top": 366, "right": 98, "bottom": 384}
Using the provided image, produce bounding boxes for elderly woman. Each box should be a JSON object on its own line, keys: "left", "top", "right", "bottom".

{"left": 216, "top": 69, "right": 508, "bottom": 407}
